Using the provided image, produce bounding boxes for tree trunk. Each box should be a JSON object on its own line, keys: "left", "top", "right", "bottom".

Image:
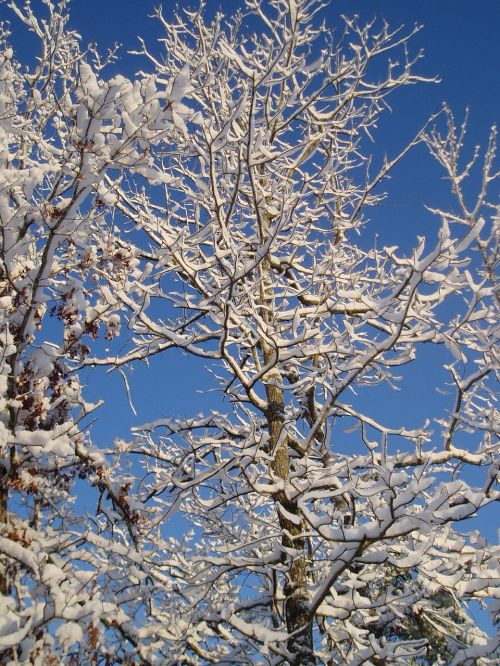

{"left": 263, "top": 342, "right": 315, "bottom": 664}
{"left": 257, "top": 184, "right": 315, "bottom": 661}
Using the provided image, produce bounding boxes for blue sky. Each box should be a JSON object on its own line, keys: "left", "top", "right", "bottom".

{"left": 6, "top": 0, "right": 499, "bottom": 543}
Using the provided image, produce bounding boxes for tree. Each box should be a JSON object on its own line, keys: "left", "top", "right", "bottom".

{"left": 0, "top": 1, "right": 183, "bottom": 662}
{"left": 1, "top": 0, "right": 498, "bottom": 664}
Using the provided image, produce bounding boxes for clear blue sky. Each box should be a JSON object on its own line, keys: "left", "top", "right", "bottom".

{"left": 6, "top": 0, "right": 499, "bottom": 545}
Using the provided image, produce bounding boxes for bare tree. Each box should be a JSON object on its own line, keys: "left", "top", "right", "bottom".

{"left": 0, "top": 1, "right": 183, "bottom": 661}
{"left": 1, "top": 1, "right": 498, "bottom": 664}
{"left": 84, "top": 1, "right": 497, "bottom": 664}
